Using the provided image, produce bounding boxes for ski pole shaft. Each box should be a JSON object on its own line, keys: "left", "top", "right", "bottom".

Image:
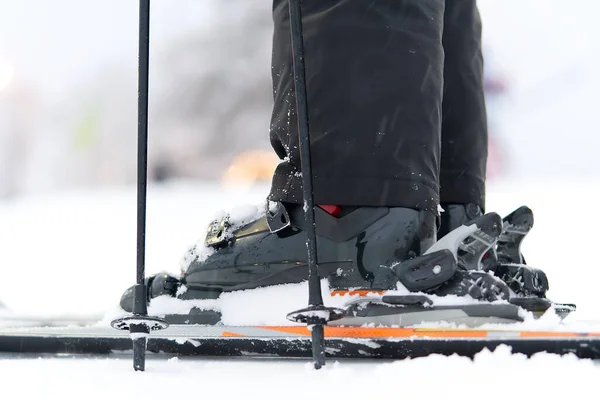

{"left": 288, "top": 0, "right": 322, "bottom": 309}
{"left": 136, "top": 0, "right": 150, "bottom": 288}
{"left": 132, "top": 0, "right": 151, "bottom": 372}
{"left": 288, "top": 0, "right": 326, "bottom": 369}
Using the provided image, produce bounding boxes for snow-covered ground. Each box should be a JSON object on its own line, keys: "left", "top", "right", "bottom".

{"left": 1, "top": 345, "right": 597, "bottom": 399}
{"left": 0, "top": 179, "right": 599, "bottom": 398}
{"left": 2, "top": 346, "right": 598, "bottom": 399}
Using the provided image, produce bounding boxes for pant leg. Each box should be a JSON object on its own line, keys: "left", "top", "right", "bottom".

{"left": 440, "top": 0, "right": 487, "bottom": 210}
{"left": 268, "top": 0, "right": 445, "bottom": 215}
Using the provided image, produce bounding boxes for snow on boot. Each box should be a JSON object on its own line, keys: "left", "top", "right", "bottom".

{"left": 181, "top": 202, "right": 437, "bottom": 293}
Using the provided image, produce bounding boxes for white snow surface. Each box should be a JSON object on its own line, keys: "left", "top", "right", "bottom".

{"left": 1, "top": 345, "right": 597, "bottom": 399}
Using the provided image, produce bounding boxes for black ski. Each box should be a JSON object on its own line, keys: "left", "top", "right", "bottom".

{"left": 1, "top": 328, "right": 600, "bottom": 360}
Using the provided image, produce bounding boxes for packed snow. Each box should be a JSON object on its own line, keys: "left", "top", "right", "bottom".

{"left": 0, "top": 345, "right": 597, "bottom": 399}
{"left": 104, "top": 276, "right": 521, "bottom": 327}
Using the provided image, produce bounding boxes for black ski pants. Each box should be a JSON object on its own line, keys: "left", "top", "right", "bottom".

{"left": 268, "top": 0, "right": 487, "bottom": 215}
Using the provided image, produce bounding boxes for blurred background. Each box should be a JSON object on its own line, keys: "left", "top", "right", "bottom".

{"left": 0, "top": 0, "right": 599, "bottom": 197}
{"left": 0, "top": 0, "right": 599, "bottom": 316}
{"left": 0, "top": 0, "right": 276, "bottom": 196}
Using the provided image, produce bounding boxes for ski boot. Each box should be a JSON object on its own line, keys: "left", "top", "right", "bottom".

{"left": 121, "top": 202, "right": 435, "bottom": 312}
{"left": 119, "top": 200, "right": 525, "bottom": 326}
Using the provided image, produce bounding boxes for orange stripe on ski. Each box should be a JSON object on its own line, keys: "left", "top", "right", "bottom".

{"left": 256, "top": 326, "right": 600, "bottom": 339}
{"left": 412, "top": 329, "right": 488, "bottom": 338}
{"left": 259, "top": 326, "right": 487, "bottom": 338}
{"left": 330, "top": 290, "right": 386, "bottom": 297}
{"left": 222, "top": 331, "right": 246, "bottom": 337}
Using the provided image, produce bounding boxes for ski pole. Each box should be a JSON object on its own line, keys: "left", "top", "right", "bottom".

{"left": 285, "top": 0, "right": 343, "bottom": 370}
{"left": 110, "top": 0, "right": 167, "bottom": 371}
{"left": 131, "top": 0, "right": 152, "bottom": 372}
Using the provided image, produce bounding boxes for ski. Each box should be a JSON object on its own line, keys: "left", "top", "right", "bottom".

{"left": 1, "top": 324, "right": 599, "bottom": 360}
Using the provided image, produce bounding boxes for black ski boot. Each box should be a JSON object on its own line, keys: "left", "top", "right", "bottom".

{"left": 121, "top": 201, "right": 438, "bottom": 312}
{"left": 122, "top": 203, "right": 570, "bottom": 326}
{"left": 120, "top": 200, "right": 518, "bottom": 313}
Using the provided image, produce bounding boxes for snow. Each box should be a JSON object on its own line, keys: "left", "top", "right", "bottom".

{"left": 1, "top": 345, "right": 598, "bottom": 399}
{"left": 225, "top": 203, "right": 264, "bottom": 227}
{"left": 129, "top": 332, "right": 148, "bottom": 340}
{"left": 179, "top": 200, "right": 265, "bottom": 272}
{"left": 102, "top": 279, "right": 514, "bottom": 327}
{"left": 179, "top": 242, "right": 214, "bottom": 274}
